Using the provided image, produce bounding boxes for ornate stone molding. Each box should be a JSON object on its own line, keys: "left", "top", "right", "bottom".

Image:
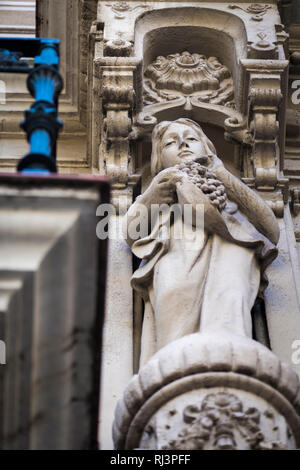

{"left": 105, "top": 1, "right": 149, "bottom": 20}
{"left": 241, "top": 59, "right": 289, "bottom": 195}
{"left": 98, "top": 2, "right": 286, "bottom": 187}
{"left": 95, "top": 57, "right": 142, "bottom": 187}
{"left": 134, "top": 101, "right": 246, "bottom": 142}
{"left": 248, "top": 32, "right": 278, "bottom": 59}
{"left": 228, "top": 4, "right": 271, "bottom": 22}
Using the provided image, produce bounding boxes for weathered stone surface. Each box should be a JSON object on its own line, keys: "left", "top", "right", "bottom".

{"left": 97, "top": 1, "right": 300, "bottom": 450}
{"left": 0, "top": 174, "right": 109, "bottom": 449}
{"left": 124, "top": 118, "right": 279, "bottom": 364}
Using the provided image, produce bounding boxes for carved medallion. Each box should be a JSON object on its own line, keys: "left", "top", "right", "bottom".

{"left": 141, "top": 391, "right": 290, "bottom": 450}
{"left": 143, "top": 51, "right": 234, "bottom": 107}
{"left": 167, "top": 393, "right": 285, "bottom": 450}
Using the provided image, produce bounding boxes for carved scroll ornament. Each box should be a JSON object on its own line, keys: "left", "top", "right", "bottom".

{"left": 97, "top": 57, "right": 142, "bottom": 188}
{"left": 106, "top": 1, "right": 149, "bottom": 19}
{"left": 228, "top": 4, "right": 271, "bottom": 22}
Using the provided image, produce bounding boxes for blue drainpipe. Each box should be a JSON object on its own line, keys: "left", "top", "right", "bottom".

{"left": 0, "top": 38, "right": 64, "bottom": 173}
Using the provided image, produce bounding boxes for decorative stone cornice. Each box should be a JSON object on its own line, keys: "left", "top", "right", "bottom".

{"left": 240, "top": 59, "right": 289, "bottom": 195}
{"left": 103, "top": 85, "right": 135, "bottom": 108}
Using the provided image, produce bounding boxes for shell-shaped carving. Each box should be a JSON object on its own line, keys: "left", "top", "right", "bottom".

{"left": 144, "top": 51, "right": 234, "bottom": 106}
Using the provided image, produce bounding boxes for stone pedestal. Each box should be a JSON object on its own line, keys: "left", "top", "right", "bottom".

{"left": 113, "top": 333, "right": 300, "bottom": 450}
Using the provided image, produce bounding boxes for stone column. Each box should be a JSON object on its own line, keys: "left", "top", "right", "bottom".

{"left": 98, "top": 193, "right": 135, "bottom": 450}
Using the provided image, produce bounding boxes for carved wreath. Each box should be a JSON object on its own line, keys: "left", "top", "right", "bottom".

{"left": 162, "top": 392, "right": 288, "bottom": 450}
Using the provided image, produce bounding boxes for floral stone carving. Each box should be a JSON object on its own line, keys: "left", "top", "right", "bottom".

{"left": 142, "top": 391, "right": 290, "bottom": 450}
{"left": 106, "top": 2, "right": 149, "bottom": 19}
{"left": 143, "top": 51, "right": 234, "bottom": 106}
{"left": 228, "top": 4, "right": 271, "bottom": 21}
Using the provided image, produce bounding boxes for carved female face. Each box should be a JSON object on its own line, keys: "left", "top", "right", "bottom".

{"left": 160, "top": 123, "right": 206, "bottom": 169}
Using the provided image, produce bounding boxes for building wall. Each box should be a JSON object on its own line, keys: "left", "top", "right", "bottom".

{"left": 1, "top": 0, "right": 300, "bottom": 450}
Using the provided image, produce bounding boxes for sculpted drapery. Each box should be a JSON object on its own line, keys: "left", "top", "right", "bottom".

{"left": 124, "top": 119, "right": 280, "bottom": 366}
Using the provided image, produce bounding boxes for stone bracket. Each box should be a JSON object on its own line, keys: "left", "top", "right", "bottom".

{"left": 95, "top": 57, "right": 142, "bottom": 187}
{"left": 241, "top": 59, "right": 289, "bottom": 195}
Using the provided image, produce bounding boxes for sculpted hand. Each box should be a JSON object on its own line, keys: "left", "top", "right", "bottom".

{"left": 140, "top": 168, "right": 185, "bottom": 207}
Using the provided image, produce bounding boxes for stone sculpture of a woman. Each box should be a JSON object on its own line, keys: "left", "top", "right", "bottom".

{"left": 124, "top": 118, "right": 280, "bottom": 366}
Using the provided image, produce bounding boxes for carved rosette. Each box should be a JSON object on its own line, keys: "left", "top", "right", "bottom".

{"left": 113, "top": 333, "right": 300, "bottom": 450}
{"left": 144, "top": 52, "right": 234, "bottom": 106}
{"left": 106, "top": 1, "right": 149, "bottom": 20}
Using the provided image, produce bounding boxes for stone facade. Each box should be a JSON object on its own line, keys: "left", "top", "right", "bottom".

{"left": 96, "top": 0, "right": 300, "bottom": 450}
{"left": 1, "top": 0, "right": 300, "bottom": 451}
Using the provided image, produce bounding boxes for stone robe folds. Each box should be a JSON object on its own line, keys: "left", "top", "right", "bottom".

{"left": 125, "top": 164, "right": 279, "bottom": 366}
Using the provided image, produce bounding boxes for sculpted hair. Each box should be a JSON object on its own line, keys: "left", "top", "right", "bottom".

{"left": 150, "top": 118, "right": 217, "bottom": 175}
